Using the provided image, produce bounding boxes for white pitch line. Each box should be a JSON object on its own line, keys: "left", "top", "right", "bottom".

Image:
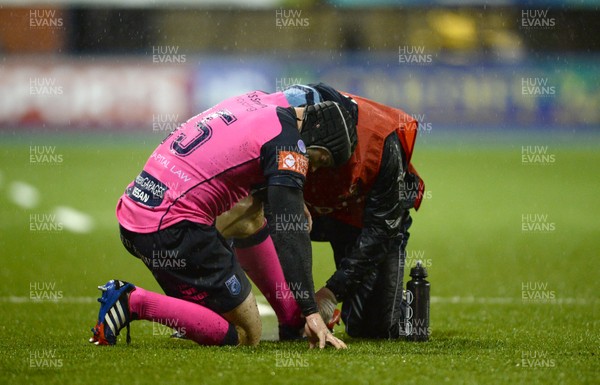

{"left": 3, "top": 174, "right": 95, "bottom": 234}
{"left": 1, "top": 296, "right": 278, "bottom": 316}
{"left": 53, "top": 206, "right": 95, "bottom": 234}
{"left": 256, "top": 302, "right": 276, "bottom": 316}
{"left": 1, "top": 296, "right": 596, "bottom": 306}
{"left": 8, "top": 181, "right": 40, "bottom": 209}
{"left": 1, "top": 296, "right": 96, "bottom": 304}
{"left": 430, "top": 296, "right": 594, "bottom": 306}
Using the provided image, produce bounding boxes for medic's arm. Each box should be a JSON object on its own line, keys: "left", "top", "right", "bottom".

{"left": 325, "top": 133, "right": 407, "bottom": 301}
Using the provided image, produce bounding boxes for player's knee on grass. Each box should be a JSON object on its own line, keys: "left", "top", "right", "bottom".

{"left": 217, "top": 196, "right": 266, "bottom": 239}
{"left": 222, "top": 291, "right": 262, "bottom": 346}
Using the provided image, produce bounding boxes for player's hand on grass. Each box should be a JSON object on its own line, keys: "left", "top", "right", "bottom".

{"left": 315, "top": 286, "right": 338, "bottom": 326}
{"left": 304, "top": 313, "right": 347, "bottom": 349}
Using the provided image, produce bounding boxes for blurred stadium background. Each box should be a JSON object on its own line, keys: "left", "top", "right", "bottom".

{"left": 0, "top": 1, "right": 599, "bottom": 384}
{"left": 1, "top": 0, "right": 598, "bottom": 131}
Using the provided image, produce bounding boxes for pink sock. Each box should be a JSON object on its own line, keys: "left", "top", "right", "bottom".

{"left": 129, "top": 287, "right": 238, "bottom": 346}
{"left": 234, "top": 225, "right": 304, "bottom": 329}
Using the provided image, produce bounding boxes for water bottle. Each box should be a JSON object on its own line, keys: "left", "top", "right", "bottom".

{"left": 406, "top": 260, "right": 430, "bottom": 341}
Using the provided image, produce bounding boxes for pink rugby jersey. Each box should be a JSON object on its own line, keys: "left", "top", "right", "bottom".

{"left": 116, "top": 90, "right": 309, "bottom": 233}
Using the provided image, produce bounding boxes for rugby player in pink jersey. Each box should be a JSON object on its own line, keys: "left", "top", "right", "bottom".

{"left": 89, "top": 90, "right": 356, "bottom": 349}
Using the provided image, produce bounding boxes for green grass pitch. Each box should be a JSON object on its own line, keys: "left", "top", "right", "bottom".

{"left": 0, "top": 130, "right": 598, "bottom": 385}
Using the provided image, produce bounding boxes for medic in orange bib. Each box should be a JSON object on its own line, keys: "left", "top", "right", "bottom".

{"left": 284, "top": 83, "right": 424, "bottom": 338}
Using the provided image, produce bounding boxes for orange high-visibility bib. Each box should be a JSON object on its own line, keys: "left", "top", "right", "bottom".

{"left": 304, "top": 93, "right": 424, "bottom": 228}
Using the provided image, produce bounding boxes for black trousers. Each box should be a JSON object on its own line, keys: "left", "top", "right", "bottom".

{"left": 311, "top": 212, "right": 412, "bottom": 339}
{"left": 119, "top": 221, "right": 251, "bottom": 315}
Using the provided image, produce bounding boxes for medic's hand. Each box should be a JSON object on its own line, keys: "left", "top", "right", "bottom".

{"left": 315, "top": 287, "right": 338, "bottom": 326}
{"left": 304, "top": 313, "right": 347, "bottom": 349}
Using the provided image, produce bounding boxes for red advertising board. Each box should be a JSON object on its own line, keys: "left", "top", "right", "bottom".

{"left": 0, "top": 58, "right": 191, "bottom": 130}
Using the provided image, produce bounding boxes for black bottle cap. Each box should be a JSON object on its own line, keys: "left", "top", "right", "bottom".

{"left": 409, "top": 260, "right": 428, "bottom": 278}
